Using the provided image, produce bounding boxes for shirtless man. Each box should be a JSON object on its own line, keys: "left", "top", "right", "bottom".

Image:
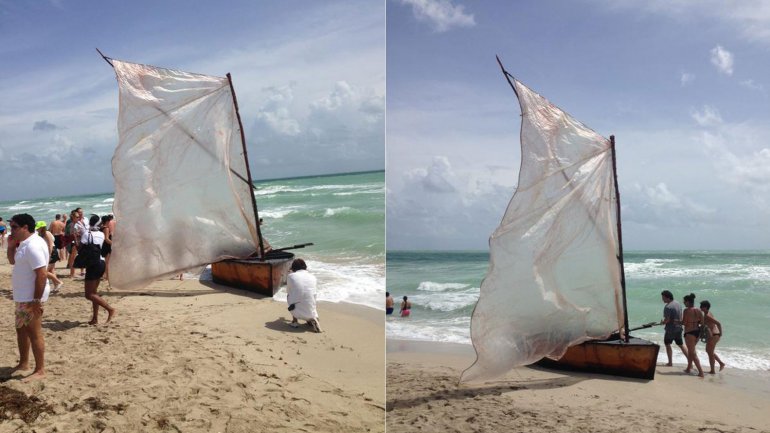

{"left": 49, "top": 214, "right": 65, "bottom": 263}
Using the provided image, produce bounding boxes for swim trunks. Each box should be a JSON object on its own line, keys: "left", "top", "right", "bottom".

{"left": 54, "top": 234, "right": 63, "bottom": 249}
{"left": 664, "top": 329, "right": 683, "bottom": 346}
{"left": 386, "top": 307, "right": 394, "bottom": 315}
{"left": 15, "top": 302, "right": 41, "bottom": 328}
{"left": 401, "top": 309, "right": 411, "bottom": 317}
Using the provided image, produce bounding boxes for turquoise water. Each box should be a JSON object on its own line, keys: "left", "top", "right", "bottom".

{"left": 0, "top": 171, "right": 385, "bottom": 309}
{"left": 386, "top": 250, "right": 770, "bottom": 371}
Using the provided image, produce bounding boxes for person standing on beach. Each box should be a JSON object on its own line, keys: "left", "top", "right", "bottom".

{"left": 36, "top": 221, "right": 64, "bottom": 292}
{"left": 386, "top": 291, "right": 394, "bottom": 315}
{"left": 286, "top": 258, "right": 322, "bottom": 333}
{"left": 81, "top": 214, "right": 115, "bottom": 325}
{"left": 700, "top": 300, "right": 726, "bottom": 374}
{"left": 49, "top": 214, "right": 65, "bottom": 262}
{"left": 400, "top": 296, "right": 411, "bottom": 317}
{"left": 682, "top": 293, "right": 704, "bottom": 377}
{"left": 660, "top": 290, "right": 688, "bottom": 366}
{"left": 0, "top": 217, "right": 7, "bottom": 249}
{"left": 6, "top": 213, "right": 50, "bottom": 381}
{"left": 100, "top": 214, "right": 113, "bottom": 283}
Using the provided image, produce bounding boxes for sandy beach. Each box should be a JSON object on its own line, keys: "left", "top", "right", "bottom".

{"left": 0, "top": 254, "right": 384, "bottom": 433}
{"left": 387, "top": 339, "right": 770, "bottom": 433}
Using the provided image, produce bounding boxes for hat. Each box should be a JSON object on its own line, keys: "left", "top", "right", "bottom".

{"left": 35, "top": 221, "right": 47, "bottom": 230}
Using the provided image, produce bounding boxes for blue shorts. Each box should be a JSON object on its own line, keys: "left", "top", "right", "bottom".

{"left": 386, "top": 307, "right": 394, "bottom": 315}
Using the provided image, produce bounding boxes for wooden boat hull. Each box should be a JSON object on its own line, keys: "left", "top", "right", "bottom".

{"left": 536, "top": 336, "right": 660, "bottom": 380}
{"left": 211, "top": 251, "right": 294, "bottom": 297}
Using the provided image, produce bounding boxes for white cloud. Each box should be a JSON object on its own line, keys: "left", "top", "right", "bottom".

{"left": 594, "top": 1, "right": 770, "bottom": 46}
{"left": 250, "top": 79, "right": 384, "bottom": 176}
{"left": 739, "top": 79, "right": 765, "bottom": 92}
{"left": 680, "top": 72, "right": 694, "bottom": 86}
{"left": 690, "top": 105, "right": 723, "bottom": 127}
{"left": 710, "top": 45, "right": 734, "bottom": 75}
{"left": 406, "top": 156, "right": 457, "bottom": 193}
{"left": 399, "top": 0, "right": 475, "bottom": 32}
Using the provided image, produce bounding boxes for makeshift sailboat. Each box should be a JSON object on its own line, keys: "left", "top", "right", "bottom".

{"left": 461, "top": 57, "right": 659, "bottom": 382}
{"left": 99, "top": 51, "right": 309, "bottom": 296}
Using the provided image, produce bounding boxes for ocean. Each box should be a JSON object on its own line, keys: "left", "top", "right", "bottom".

{"left": 386, "top": 250, "right": 770, "bottom": 371}
{"left": 0, "top": 171, "right": 385, "bottom": 310}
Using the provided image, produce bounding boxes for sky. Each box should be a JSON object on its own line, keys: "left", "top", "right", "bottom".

{"left": 0, "top": 0, "right": 384, "bottom": 201}
{"left": 387, "top": 0, "right": 770, "bottom": 251}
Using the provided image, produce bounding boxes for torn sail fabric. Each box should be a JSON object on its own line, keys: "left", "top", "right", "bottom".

{"left": 462, "top": 78, "right": 624, "bottom": 382}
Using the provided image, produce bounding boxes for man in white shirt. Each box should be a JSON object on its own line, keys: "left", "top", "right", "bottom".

{"left": 286, "top": 258, "right": 322, "bottom": 333}
{"left": 7, "top": 213, "right": 51, "bottom": 381}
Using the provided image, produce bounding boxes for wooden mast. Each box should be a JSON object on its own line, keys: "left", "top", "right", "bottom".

{"left": 227, "top": 73, "right": 266, "bottom": 260}
{"left": 610, "top": 135, "right": 630, "bottom": 342}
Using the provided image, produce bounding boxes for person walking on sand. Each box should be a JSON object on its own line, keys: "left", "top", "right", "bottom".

{"left": 700, "top": 300, "right": 726, "bottom": 374}
{"left": 682, "top": 293, "right": 704, "bottom": 377}
{"left": 36, "top": 221, "right": 64, "bottom": 292}
{"left": 386, "top": 291, "right": 394, "bottom": 315}
{"left": 660, "top": 290, "right": 688, "bottom": 366}
{"left": 81, "top": 214, "right": 115, "bottom": 325}
{"left": 400, "top": 296, "right": 411, "bottom": 317}
{"left": 286, "top": 258, "right": 322, "bottom": 333}
{"left": 6, "top": 213, "right": 51, "bottom": 381}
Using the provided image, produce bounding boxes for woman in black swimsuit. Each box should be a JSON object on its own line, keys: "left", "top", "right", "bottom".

{"left": 700, "top": 300, "right": 726, "bottom": 374}
{"left": 682, "top": 293, "right": 704, "bottom": 377}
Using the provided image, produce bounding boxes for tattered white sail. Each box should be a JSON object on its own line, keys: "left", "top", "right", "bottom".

{"left": 108, "top": 60, "right": 259, "bottom": 290}
{"left": 461, "top": 77, "right": 624, "bottom": 382}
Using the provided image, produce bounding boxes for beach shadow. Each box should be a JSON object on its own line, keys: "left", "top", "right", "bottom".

{"left": 526, "top": 365, "right": 654, "bottom": 384}
{"left": 386, "top": 374, "right": 586, "bottom": 412}
{"left": 42, "top": 319, "right": 85, "bottom": 332}
{"left": 0, "top": 288, "right": 12, "bottom": 301}
{"left": 264, "top": 317, "right": 316, "bottom": 334}
{"left": 0, "top": 367, "right": 21, "bottom": 383}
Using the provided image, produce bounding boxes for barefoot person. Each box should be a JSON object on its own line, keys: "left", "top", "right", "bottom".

{"left": 6, "top": 213, "right": 51, "bottom": 381}
{"left": 286, "top": 258, "right": 321, "bottom": 333}
{"left": 700, "top": 300, "right": 726, "bottom": 374}
{"left": 682, "top": 293, "right": 704, "bottom": 377}
{"left": 660, "top": 290, "right": 687, "bottom": 366}
{"left": 80, "top": 214, "right": 115, "bottom": 325}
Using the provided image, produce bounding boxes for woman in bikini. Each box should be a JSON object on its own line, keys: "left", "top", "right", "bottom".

{"left": 682, "top": 293, "right": 704, "bottom": 377}
{"left": 700, "top": 300, "right": 726, "bottom": 374}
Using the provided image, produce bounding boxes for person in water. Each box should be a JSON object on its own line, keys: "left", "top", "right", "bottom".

{"left": 400, "top": 296, "right": 411, "bottom": 317}
{"left": 682, "top": 293, "right": 704, "bottom": 377}
{"left": 386, "top": 291, "right": 394, "bottom": 315}
{"left": 660, "top": 290, "right": 688, "bottom": 366}
{"left": 700, "top": 300, "right": 726, "bottom": 374}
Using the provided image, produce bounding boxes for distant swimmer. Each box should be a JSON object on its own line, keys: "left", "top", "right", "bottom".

{"left": 400, "top": 296, "right": 411, "bottom": 317}
{"left": 386, "top": 291, "right": 394, "bottom": 315}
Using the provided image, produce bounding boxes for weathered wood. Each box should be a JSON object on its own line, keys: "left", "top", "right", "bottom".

{"left": 211, "top": 252, "right": 294, "bottom": 296}
{"left": 536, "top": 337, "right": 660, "bottom": 380}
